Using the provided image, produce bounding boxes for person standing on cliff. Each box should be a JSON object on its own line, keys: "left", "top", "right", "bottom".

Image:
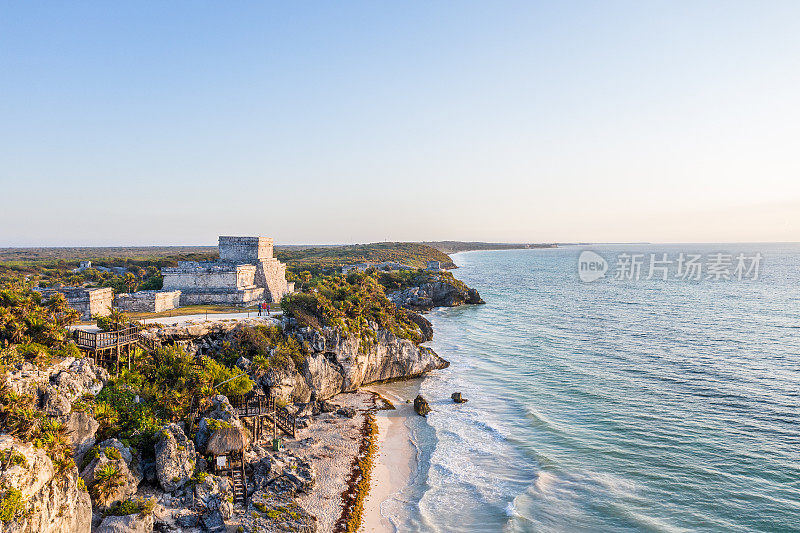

{"left": 257, "top": 303, "right": 262, "bottom": 317}
{"left": 266, "top": 303, "right": 270, "bottom": 315}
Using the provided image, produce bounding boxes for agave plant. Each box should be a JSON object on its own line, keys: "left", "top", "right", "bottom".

{"left": 90, "top": 463, "right": 124, "bottom": 502}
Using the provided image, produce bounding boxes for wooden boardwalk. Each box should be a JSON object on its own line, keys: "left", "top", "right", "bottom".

{"left": 231, "top": 394, "right": 296, "bottom": 439}
{"left": 73, "top": 324, "right": 143, "bottom": 373}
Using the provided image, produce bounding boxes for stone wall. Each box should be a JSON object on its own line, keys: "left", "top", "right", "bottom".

{"left": 162, "top": 262, "right": 257, "bottom": 291}
{"left": 218, "top": 236, "right": 273, "bottom": 263}
{"left": 36, "top": 287, "right": 113, "bottom": 320}
{"left": 178, "top": 287, "right": 264, "bottom": 305}
{"left": 115, "top": 290, "right": 181, "bottom": 313}
{"left": 162, "top": 261, "right": 265, "bottom": 305}
{"left": 255, "top": 258, "right": 289, "bottom": 303}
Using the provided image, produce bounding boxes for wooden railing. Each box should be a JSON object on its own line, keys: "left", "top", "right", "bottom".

{"left": 231, "top": 395, "right": 296, "bottom": 438}
{"left": 73, "top": 324, "right": 141, "bottom": 350}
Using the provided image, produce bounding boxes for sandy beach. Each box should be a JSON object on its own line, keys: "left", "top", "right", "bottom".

{"left": 361, "top": 381, "right": 422, "bottom": 533}
{"left": 286, "top": 391, "right": 375, "bottom": 533}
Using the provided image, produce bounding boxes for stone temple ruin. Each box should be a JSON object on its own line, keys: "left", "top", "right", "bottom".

{"left": 161, "top": 236, "right": 290, "bottom": 305}
{"left": 115, "top": 290, "right": 182, "bottom": 313}
{"left": 35, "top": 287, "right": 113, "bottom": 320}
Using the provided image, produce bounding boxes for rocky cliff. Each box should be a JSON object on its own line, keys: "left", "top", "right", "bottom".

{"left": 0, "top": 358, "right": 109, "bottom": 532}
{"left": 0, "top": 435, "right": 92, "bottom": 533}
{"left": 144, "top": 317, "right": 448, "bottom": 403}
{"left": 387, "top": 279, "right": 484, "bottom": 311}
{"left": 270, "top": 323, "right": 449, "bottom": 403}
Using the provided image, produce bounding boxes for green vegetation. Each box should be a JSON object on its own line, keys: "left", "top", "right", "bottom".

{"left": 218, "top": 324, "right": 310, "bottom": 373}
{"left": 103, "top": 446, "right": 121, "bottom": 461}
{"left": 204, "top": 418, "right": 231, "bottom": 432}
{"left": 91, "top": 463, "right": 124, "bottom": 501}
{"left": 282, "top": 272, "right": 424, "bottom": 349}
{"left": 0, "top": 385, "right": 74, "bottom": 472}
{"left": 202, "top": 357, "right": 254, "bottom": 397}
{"left": 104, "top": 496, "right": 155, "bottom": 517}
{"left": 0, "top": 247, "right": 217, "bottom": 288}
{"left": 0, "top": 287, "right": 78, "bottom": 350}
{"left": 94, "top": 308, "right": 130, "bottom": 332}
{"left": 190, "top": 471, "right": 209, "bottom": 485}
{"left": 0, "top": 448, "right": 27, "bottom": 468}
{"left": 275, "top": 242, "right": 455, "bottom": 275}
{"left": 86, "top": 345, "right": 206, "bottom": 451}
{"left": 375, "top": 268, "right": 470, "bottom": 293}
{"left": 77, "top": 344, "right": 253, "bottom": 455}
{"left": 0, "top": 486, "right": 26, "bottom": 523}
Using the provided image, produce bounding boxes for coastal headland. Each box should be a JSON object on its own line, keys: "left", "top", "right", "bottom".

{"left": 0, "top": 239, "right": 499, "bottom": 532}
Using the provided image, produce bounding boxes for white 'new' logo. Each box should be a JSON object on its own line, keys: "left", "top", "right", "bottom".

{"left": 578, "top": 251, "right": 608, "bottom": 282}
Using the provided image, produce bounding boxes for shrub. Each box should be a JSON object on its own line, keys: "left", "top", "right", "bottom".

{"left": 0, "top": 448, "right": 27, "bottom": 468}
{"left": 104, "top": 496, "right": 155, "bottom": 517}
{"left": 202, "top": 357, "right": 253, "bottom": 397}
{"left": 0, "top": 487, "right": 26, "bottom": 523}
{"left": 103, "top": 446, "right": 121, "bottom": 461}
{"left": 282, "top": 273, "right": 424, "bottom": 349}
{"left": 91, "top": 463, "right": 124, "bottom": 501}
{"left": 216, "top": 324, "right": 309, "bottom": 372}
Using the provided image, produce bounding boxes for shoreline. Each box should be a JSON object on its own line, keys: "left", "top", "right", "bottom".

{"left": 361, "top": 380, "right": 423, "bottom": 533}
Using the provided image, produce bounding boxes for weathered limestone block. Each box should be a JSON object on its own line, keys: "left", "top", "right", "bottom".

{"left": 115, "top": 290, "right": 181, "bottom": 313}
{"left": 154, "top": 424, "right": 195, "bottom": 492}
{"left": 63, "top": 411, "right": 99, "bottom": 464}
{"left": 80, "top": 439, "right": 141, "bottom": 509}
{"left": 95, "top": 512, "right": 154, "bottom": 533}
{"left": 34, "top": 287, "right": 113, "bottom": 320}
{"left": 0, "top": 435, "right": 92, "bottom": 533}
{"left": 195, "top": 395, "right": 247, "bottom": 453}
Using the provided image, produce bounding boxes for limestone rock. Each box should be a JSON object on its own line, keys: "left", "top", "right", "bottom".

{"left": 63, "top": 410, "right": 99, "bottom": 464}
{"left": 193, "top": 474, "right": 233, "bottom": 519}
{"left": 154, "top": 424, "right": 195, "bottom": 492}
{"left": 38, "top": 384, "right": 72, "bottom": 417}
{"left": 250, "top": 452, "right": 315, "bottom": 496}
{"left": 195, "top": 395, "right": 238, "bottom": 452}
{"left": 388, "top": 279, "right": 484, "bottom": 311}
{"left": 52, "top": 358, "right": 110, "bottom": 400}
{"left": 318, "top": 400, "right": 338, "bottom": 413}
{"left": 407, "top": 310, "right": 434, "bottom": 341}
{"left": 80, "top": 439, "right": 141, "bottom": 509}
{"left": 336, "top": 406, "right": 357, "bottom": 418}
{"left": 293, "top": 326, "right": 450, "bottom": 399}
{"left": 414, "top": 394, "right": 432, "bottom": 416}
{"left": 300, "top": 353, "right": 344, "bottom": 401}
{"left": 451, "top": 392, "right": 468, "bottom": 404}
{"left": 0, "top": 434, "right": 92, "bottom": 533}
{"left": 96, "top": 512, "right": 154, "bottom": 533}
{"left": 201, "top": 508, "right": 226, "bottom": 533}
{"left": 4, "top": 358, "right": 108, "bottom": 417}
{"left": 243, "top": 490, "right": 317, "bottom": 532}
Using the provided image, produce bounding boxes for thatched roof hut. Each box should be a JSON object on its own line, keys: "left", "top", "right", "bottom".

{"left": 205, "top": 426, "right": 249, "bottom": 456}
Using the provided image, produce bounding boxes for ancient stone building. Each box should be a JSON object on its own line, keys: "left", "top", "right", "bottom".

{"left": 115, "top": 290, "right": 181, "bottom": 313}
{"left": 35, "top": 287, "right": 113, "bottom": 320}
{"left": 161, "top": 236, "right": 289, "bottom": 305}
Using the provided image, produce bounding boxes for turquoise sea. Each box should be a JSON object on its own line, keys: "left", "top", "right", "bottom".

{"left": 383, "top": 244, "right": 799, "bottom": 532}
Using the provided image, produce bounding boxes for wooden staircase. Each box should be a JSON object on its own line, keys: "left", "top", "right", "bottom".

{"left": 230, "top": 451, "right": 247, "bottom": 504}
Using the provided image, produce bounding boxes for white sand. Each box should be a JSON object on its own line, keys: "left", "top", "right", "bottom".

{"left": 360, "top": 382, "right": 421, "bottom": 533}
{"left": 288, "top": 391, "right": 374, "bottom": 533}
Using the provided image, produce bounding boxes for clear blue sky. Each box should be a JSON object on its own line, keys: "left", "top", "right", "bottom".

{"left": 1, "top": 2, "right": 799, "bottom": 246}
